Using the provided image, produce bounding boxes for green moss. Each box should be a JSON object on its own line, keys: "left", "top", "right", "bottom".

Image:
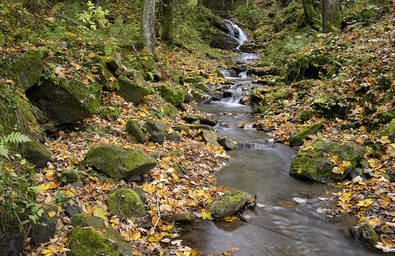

{"left": 298, "top": 109, "right": 315, "bottom": 122}
{"left": 117, "top": 76, "right": 153, "bottom": 103}
{"left": 85, "top": 144, "right": 157, "bottom": 180}
{"left": 360, "top": 223, "right": 379, "bottom": 247}
{"left": 26, "top": 78, "right": 101, "bottom": 125}
{"left": 289, "top": 121, "right": 322, "bottom": 147}
{"left": 273, "top": 88, "right": 293, "bottom": 100}
{"left": 208, "top": 190, "right": 251, "bottom": 219}
{"left": 126, "top": 120, "right": 147, "bottom": 144}
{"left": 387, "top": 118, "right": 395, "bottom": 135}
{"left": 9, "top": 51, "right": 44, "bottom": 90}
{"left": 20, "top": 140, "right": 51, "bottom": 168}
{"left": 107, "top": 188, "right": 145, "bottom": 218}
{"left": 68, "top": 227, "right": 119, "bottom": 256}
{"left": 290, "top": 141, "right": 366, "bottom": 181}
{"left": 158, "top": 83, "right": 185, "bottom": 106}
{"left": 99, "top": 106, "right": 121, "bottom": 120}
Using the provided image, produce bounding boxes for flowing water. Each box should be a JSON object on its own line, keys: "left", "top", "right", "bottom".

{"left": 180, "top": 21, "right": 375, "bottom": 256}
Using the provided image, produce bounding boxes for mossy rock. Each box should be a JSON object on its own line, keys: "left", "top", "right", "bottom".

{"left": 98, "top": 106, "right": 121, "bottom": 120}
{"left": 161, "top": 103, "right": 178, "bottom": 118}
{"left": 84, "top": 144, "right": 157, "bottom": 180}
{"left": 159, "top": 83, "right": 185, "bottom": 106}
{"left": 126, "top": 120, "right": 147, "bottom": 144}
{"left": 58, "top": 169, "right": 81, "bottom": 184}
{"left": 107, "top": 188, "right": 145, "bottom": 218}
{"left": 352, "top": 223, "right": 379, "bottom": 248}
{"left": 313, "top": 96, "right": 349, "bottom": 118}
{"left": 20, "top": 140, "right": 51, "bottom": 168}
{"left": 30, "top": 205, "right": 58, "bottom": 245}
{"left": 208, "top": 190, "right": 251, "bottom": 219}
{"left": 273, "top": 88, "right": 293, "bottom": 100}
{"left": 290, "top": 141, "right": 366, "bottom": 182}
{"left": 118, "top": 76, "right": 153, "bottom": 103}
{"left": 386, "top": 118, "right": 395, "bottom": 135}
{"left": 70, "top": 213, "right": 132, "bottom": 256}
{"left": 26, "top": 78, "right": 101, "bottom": 126}
{"left": 200, "top": 130, "right": 220, "bottom": 147}
{"left": 97, "top": 57, "right": 119, "bottom": 91}
{"left": 298, "top": 109, "right": 315, "bottom": 122}
{"left": 143, "top": 120, "right": 168, "bottom": 136}
{"left": 289, "top": 122, "right": 323, "bottom": 147}
{"left": 9, "top": 51, "right": 44, "bottom": 90}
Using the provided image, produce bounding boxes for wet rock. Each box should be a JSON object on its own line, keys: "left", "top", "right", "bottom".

{"left": 63, "top": 200, "right": 82, "bottom": 217}
{"left": 9, "top": 51, "right": 43, "bottom": 90}
{"left": 107, "top": 188, "right": 145, "bottom": 218}
{"left": 183, "top": 115, "right": 217, "bottom": 126}
{"left": 208, "top": 190, "right": 251, "bottom": 219}
{"left": 246, "top": 68, "right": 271, "bottom": 77}
{"left": 20, "top": 140, "right": 51, "bottom": 168}
{"left": 352, "top": 223, "right": 379, "bottom": 248}
{"left": 222, "top": 90, "right": 233, "bottom": 98}
{"left": 290, "top": 141, "right": 366, "bottom": 182}
{"left": 210, "top": 32, "right": 239, "bottom": 50}
{"left": 84, "top": 144, "right": 157, "bottom": 180}
{"left": 200, "top": 130, "right": 220, "bottom": 147}
{"left": 289, "top": 122, "right": 323, "bottom": 147}
{"left": 159, "top": 84, "right": 185, "bottom": 106}
{"left": 239, "top": 41, "right": 258, "bottom": 52}
{"left": 31, "top": 205, "right": 58, "bottom": 245}
{"left": 118, "top": 76, "right": 154, "bottom": 103}
{"left": 26, "top": 78, "right": 101, "bottom": 125}
{"left": 183, "top": 115, "right": 200, "bottom": 124}
{"left": 168, "top": 212, "right": 194, "bottom": 223}
{"left": 218, "top": 136, "right": 235, "bottom": 151}
{"left": 69, "top": 213, "right": 132, "bottom": 256}
{"left": 126, "top": 119, "right": 147, "bottom": 144}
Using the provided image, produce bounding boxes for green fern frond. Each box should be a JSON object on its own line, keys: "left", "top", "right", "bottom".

{"left": 0, "top": 132, "right": 31, "bottom": 145}
{"left": 0, "top": 145, "right": 9, "bottom": 159}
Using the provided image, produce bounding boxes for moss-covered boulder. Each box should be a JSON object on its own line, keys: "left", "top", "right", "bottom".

{"left": 107, "top": 188, "right": 145, "bottom": 218}
{"left": 290, "top": 141, "right": 366, "bottom": 182}
{"left": 273, "top": 88, "right": 293, "bottom": 100}
{"left": 70, "top": 213, "right": 132, "bottom": 256}
{"left": 30, "top": 205, "right": 58, "bottom": 245}
{"left": 84, "top": 144, "right": 156, "bottom": 180}
{"left": 159, "top": 84, "right": 185, "bottom": 106}
{"left": 289, "top": 122, "right": 323, "bottom": 147}
{"left": 9, "top": 51, "right": 44, "bottom": 90}
{"left": 126, "top": 120, "right": 147, "bottom": 144}
{"left": 20, "top": 140, "right": 51, "bottom": 168}
{"left": 298, "top": 108, "right": 315, "bottom": 122}
{"left": 117, "top": 76, "right": 153, "bottom": 103}
{"left": 143, "top": 120, "right": 180, "bottom": 142}
{"left": 26, "top": 78, "right": 101, "bottom": 125}
{"left": 208, "top": 190, "right": 251, "bottom": 219}
{"left": 58, "top": 169, "right": 81, "bottom": 184}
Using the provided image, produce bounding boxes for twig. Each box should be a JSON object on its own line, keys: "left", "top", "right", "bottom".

{"left": 153, "top": 196, "right": 161, "bottom": 230}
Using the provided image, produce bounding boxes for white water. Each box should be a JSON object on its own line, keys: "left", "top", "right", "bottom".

{"left": 223, "top": 19, "right": 248, "bottom": 49}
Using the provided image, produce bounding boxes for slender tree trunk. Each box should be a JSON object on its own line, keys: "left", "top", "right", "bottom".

{"left": 302, "top": 0, "right": 317, "bottom": 26}
{"left": 322, "top": 0, "right": 340, "bottom": 32}
{"left": 162, "top": 0, "right": 175, "bottom": 44}
{"left": 142, "top": 0, "right": 156, "bottom": 53}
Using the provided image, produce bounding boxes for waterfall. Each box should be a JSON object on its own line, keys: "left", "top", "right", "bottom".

{"left": 223, "top": 19, "right": 248, "bottom": 49}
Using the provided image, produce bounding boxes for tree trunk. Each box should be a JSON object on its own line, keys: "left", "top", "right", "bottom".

{"left": 322, "top": 0, "right": 340, "bottom": 32}
{"left": 142, "top": 0, "right": 156, "bottom": 53}
{"left": 302, "top": 0, "right": 317, "bottom": 26}
{"left": 162, "top": 0, "right": 175, "bottom": 44}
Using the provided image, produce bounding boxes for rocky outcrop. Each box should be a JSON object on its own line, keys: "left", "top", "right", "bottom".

{"left": 210, "top": 32, "right": 239, "bottom": 50}
{"left": 107, "top": 188, "right": 145, "bottom": 218}
{"left": 208, "top": 190, "right": 251, "bottom": 219}
{"left": 144, "top": 120, "right": 180, "bottom": 143}
{"left": 126, "top": 119, "right": 147, "bottom": 144}
{"left": 84, "top": 144, "right": 157, "bottom": 180}
{"left": 9, "top": 51, "right": 44, "bottom": 90}
{"left": 290, "top": 141, "right": 366, "bottom": 182}
{"left": 26, "top": 78, "right": 101, "bottom": 125}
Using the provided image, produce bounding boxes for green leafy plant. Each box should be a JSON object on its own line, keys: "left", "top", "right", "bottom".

{"left": 79, "top": 1, "right": 109, "bottom": 30}
{"left": 0, "top": 132, "right": 31, "bottom": 159}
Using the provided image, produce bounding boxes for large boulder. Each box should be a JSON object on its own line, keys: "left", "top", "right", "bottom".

{"left": 69, "top": 213, "right": 132, "bottom": 256}
{"left": 210, "top": 32, "right": 239, "bottom": 50}
{"left": 26, "top": 78, "right": 101, "bottom": 125}
{"left": 85, "top": 144, "right": 156, "bottom": 180}
{"left": 200, "top": 130, "right": 220, "bottom": 147}
{"left": 158, "top": 84, "right": 185, "bottom": 106}
{"left": 9, "top": 51, "right": 44, "bottom": 90}
{"left": 290, "top": 141, "right": 366, "bottom": 182}
{"left": 289, "top": 122, "right": 323, "bottom": 147}
{"left": 20, "top": 140, "right": 51, "bottom": 168}
{"left": 208, "top": 190, "right": 251, "bottom": 219}
{"left": 117, "top": 76, "right": 153, "bottom": 103}
{"left": 107, "top": 188, "right": 145, "bottom": 218}
{"left": 143, "top": 120, "right": 180, "bottom": 142}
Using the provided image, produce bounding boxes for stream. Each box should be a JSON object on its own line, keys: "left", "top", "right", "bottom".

{"left": 180, "top": 20, "right": 375, "bottom": 256}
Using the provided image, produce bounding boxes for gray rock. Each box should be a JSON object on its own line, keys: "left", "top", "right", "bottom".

{"left": 126, "top": 119, "right": 147, "bottom": 143}
{"left": 118, "top": 76, "right": 154, "bottom": 103}
{"left": 84, "top": 144, "right": 157, "bottom": 180}
{"left": 58, "top": 169, "right": 80, "bottom": 184}
{"left": 63, "top": 200, "right": 82, "bottom": 217}
{"left": 208, "top": 190, "right": 251, "bottom": 219}
{"left": 20, "top": 140, "right": 51, "bottom": 168}
{"left": 31, "top": 205, "right": 58, "bottom": 245}
{"left": 149, "top": 131, "right": 165, "bottom": 144}
{"left": 201, "top": 130, "right": 220, "bottom": 147}
{"left": 219, "top": 136, "right": 235, "bottom": 150}
{"left": 210, "top": 32, "right": 239, "bottom": 49}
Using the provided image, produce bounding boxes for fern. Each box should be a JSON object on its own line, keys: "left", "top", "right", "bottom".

{"left": 0, "top": 132, "right": 31, "bottom": 159}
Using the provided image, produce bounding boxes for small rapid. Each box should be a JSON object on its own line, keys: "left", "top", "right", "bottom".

{"left": 181, "top": 20, "right": 375, "bottom": 256}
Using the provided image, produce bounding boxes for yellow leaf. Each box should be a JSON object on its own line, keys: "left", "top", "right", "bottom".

{"left": 368, "top": 217, "right": 381, "bottom": 227}
{"left": 132, "top": 232, "right": 141, "bottom": 240}
{"left": 200, "top": 209, "right": 213, "bottom": 220}
{"left": 94, "top": 207, "right": 108, "bottom": 221}
{"left": 48, "top": 211, "right": 57, "bottom": 218}
{"left": 224, "top": 216, "right": 239, "bottom": 222}
{"left": 357, "top": 198, "right": 374, "bottom": 207}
